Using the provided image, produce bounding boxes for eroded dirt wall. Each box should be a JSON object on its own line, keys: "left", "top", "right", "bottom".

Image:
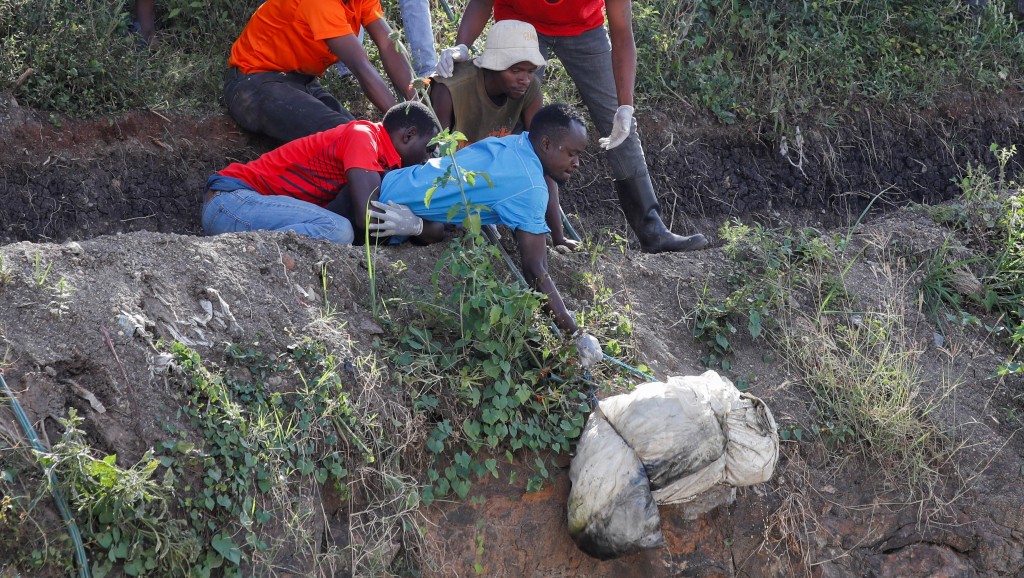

{"left": 1, "top": 93, "right": 1022, "bottom": 244}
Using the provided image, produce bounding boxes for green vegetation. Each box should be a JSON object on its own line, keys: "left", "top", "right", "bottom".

{"left": 632, "top": 0, "right": 1024, "bottom": 127}
{"left": 693, "top": 217, "right": 957, "bottom": 499}
{"left": 923, "top": 144, "right": 1024, "bottom": 373}
{"left": 2, "top": 0, "right": 1020, "bottom": 127}
{"left": 376, "top": 128, "right": 636, "bottom": 504}
{"left": 158, "top": 340, "right": 359, "bottom": 576}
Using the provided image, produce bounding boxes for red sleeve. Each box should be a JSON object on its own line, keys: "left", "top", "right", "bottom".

{"left": 337, "top": 124, "right": 387, "bottom": 172}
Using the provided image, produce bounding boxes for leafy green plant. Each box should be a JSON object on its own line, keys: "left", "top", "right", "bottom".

{"left": 40, "top": 410, "right": 197, "bottom": 577}
{"left": 690, "top": 221, "right": 833, "bottom": 368}
{"left": 631, "top": 0, "right": 1023, "bottom": 129}
{"left": 389, "top": 230, "right": 590, "bottom": 504}
{"left": 158, "top": 340, "right": 359, "bottom": 576}
{"left": 950, "top": 144, "right": 1024, "bottom": 374}
{"left": 48, "top": 276, "right": 75, "bottom": 318}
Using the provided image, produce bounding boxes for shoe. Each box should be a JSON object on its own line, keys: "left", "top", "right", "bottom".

{"left": 613, "top": 174, "right": 708, "bottom": 253}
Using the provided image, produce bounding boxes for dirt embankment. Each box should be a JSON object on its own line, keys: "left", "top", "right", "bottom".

{"left": 1, "top": 91, "right": 1022, "bottom": 247}
{"left": 1, "top": 91, "right": 1023, "bottom": 577}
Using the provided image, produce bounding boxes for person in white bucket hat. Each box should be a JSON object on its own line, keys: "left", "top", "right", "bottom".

{"left": 437, "top": 0, "right": 709, "bottom": 254}
{"left": 431, "top": 20, "right": 577, "bottom": 249}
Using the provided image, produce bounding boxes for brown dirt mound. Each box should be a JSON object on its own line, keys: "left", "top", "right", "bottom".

{"left": 1, "top": 92, "right": 1023, "bottom": 576}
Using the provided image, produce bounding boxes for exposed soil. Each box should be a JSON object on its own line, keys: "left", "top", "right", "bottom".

{"left": 0, "top": 90, "right": 1022, "bottom": 577}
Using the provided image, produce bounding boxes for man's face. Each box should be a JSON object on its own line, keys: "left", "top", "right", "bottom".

{"left": 537, "top": 122, "right": 587, "bottom": 185}
{"left": 498, "top": 61, "right": 539, "bottom": 99}
{"left": 396, "top": 127, "right": 439, "bottom": 167}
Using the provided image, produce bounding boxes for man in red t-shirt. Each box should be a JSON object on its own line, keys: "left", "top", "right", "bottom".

{"left": 225, "top": 0, "right": 416, "bottom": 143}
{"left": 202, "top": 102, "right": 439, "bottom": 244}
{"left": 436, "top": 0, "right": 707, "bottom": 254}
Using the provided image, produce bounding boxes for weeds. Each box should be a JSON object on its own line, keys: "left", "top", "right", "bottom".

{"left": 690, "top": 221, "right": 832, "bottom": 368}
{"left": 385, "top": 230, "right": 590, "bottom": 503}
{"left": 41, "top": 410, "right": 197, "bottom": 577}
{"left": 780, "top": 297, "right": 954, "bottom": 497}
{"left": 32, "top": 253, "right": 52, "bottom": 287}
{"left": 158, "top": 340, "right": 360, "bottom": 576}
{"left": 48, "top": 276, "right": 75, "bottom": 318}
{"left": 0, "top": 255, "right": 12, "bottom": 285}
{"left": 943, "top": 144, "right": 1024, "bottom": 374}
{"left": 631, "top": 0, "right": 1023, "bottom": 128}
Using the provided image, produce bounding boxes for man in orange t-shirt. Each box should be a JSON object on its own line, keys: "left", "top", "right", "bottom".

{"left": 224, "top": 0, "right": 415, "bottom": 143}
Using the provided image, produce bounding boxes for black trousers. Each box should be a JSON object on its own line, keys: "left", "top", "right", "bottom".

{"left": 223, "top": 67, "right": 355, "bottom": 143}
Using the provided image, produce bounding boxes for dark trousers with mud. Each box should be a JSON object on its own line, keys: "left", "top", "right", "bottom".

{"left": 537, "top": 27, "right": 707, "bottom": 253}
{"left": 223, "top": 68, "right": 355, "bottom": 143}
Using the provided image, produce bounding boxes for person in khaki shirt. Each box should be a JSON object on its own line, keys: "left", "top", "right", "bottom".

{"left": 430, "top": 20, "right": 575, "bottom": 249}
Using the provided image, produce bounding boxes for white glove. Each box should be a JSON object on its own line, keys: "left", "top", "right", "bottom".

{"left": 576, "top": 333, "right": 602, "bottom": 368}
{"left": 367, "top": 200, "right": 424, "bottom": 237}
{"left": 434, "top": 44, "right": 470, "bottom": 77}
{"left": 598, "top": 105, "right": 634, "bottom": 150}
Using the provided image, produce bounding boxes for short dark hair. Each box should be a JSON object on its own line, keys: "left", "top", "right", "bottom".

{"left": 529, "top": 103, "right": 586, "bottom": 144}
{"left": 383, "top": 101, "right": 440, "bottom": 136}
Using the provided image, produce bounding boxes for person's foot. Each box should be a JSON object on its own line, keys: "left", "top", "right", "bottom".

{"left": 639, "top": 232, "right": 708, "bottom": 254}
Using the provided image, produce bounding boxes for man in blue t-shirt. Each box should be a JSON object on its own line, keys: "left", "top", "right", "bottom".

{"left": 354, "top": 103, "right": 601, "bottom": 364}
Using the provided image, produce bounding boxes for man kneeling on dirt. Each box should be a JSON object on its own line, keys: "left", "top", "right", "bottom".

{"left": 202, "top": 101, "right": 601, "bottom": 363}
{"left": 224, "top": 0, "right": 415, "bottom": 143}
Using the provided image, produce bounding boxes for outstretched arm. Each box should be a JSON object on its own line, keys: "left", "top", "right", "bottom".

{"left": 429, "top": 82, "right": 455, "bottom": 130}
{"left": 515, "top": 229, "right": 577, "bottom": 335}
{"left": 605, "top": 0, "right": 637, "bottom": 107}
{"left": 365, "top": 18, "right": 415, "bottom": 101}
{"left": 326, "top": 34, "right": 399, "bottom": 113}
{"left": 454, "top": 0, "right": 495, "bottom": 47}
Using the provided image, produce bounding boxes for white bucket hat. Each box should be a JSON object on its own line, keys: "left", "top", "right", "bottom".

{"left": 473, "top": 20, "right": 546, "bottom": 71}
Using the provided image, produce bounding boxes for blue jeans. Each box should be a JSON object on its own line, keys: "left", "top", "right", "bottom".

{"left": 538, "top": 26, "right": 646, "bottom": 181}
{"left": 202, "top": 188, "right": 355, "bottom": 245}
{"left": 336, "top": 0, "right": 438, "bottom": 77}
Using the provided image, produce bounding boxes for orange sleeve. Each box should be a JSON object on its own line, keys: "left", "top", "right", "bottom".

{"left": 297, "top": 0, "right": 360, "bottom": 41}
{"left": 359, "top": 0, "right": 384, "bottom": 28}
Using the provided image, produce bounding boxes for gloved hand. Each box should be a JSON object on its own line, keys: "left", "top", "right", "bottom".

{"left": 598, "top": 105, "right": 634, "bottom": 150}
{"left": 575, "top": 332, "right": 602, "bottom": 368}
{"left": 367, "top": 200, "right": 424, "bottom": 237}
{"left": 435, "top": 44, "right": 470, "bottom": 77}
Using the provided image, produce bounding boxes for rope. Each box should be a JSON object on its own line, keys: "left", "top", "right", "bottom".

{"left": 1, "top": 374, "right": 91, "bottom": 578}
{"left": 560, "top": 208, "right": 582, "bottom": 243}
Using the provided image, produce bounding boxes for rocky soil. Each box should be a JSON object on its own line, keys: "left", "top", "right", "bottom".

{"left": 0, "top": 90, "right": 1022, "bottom": 577}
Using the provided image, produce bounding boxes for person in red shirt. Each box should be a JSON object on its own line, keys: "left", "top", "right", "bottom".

{"left": 201, "top": 102, "right": 439, "bottom": 244}
{"left": 437, "top": 0, "right": 708, "bottom": 254}
{"left": 224, "top": 0, "right": 415, "bottom": 143}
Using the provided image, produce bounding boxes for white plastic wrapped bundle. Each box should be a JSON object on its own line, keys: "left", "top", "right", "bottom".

{"left": 567, "top": 412, "right": 664, "bottom": 560}
{"left": 598, "top": 377, "right": 728, "bottom": 491}
{"left": 567, "top": 370, "right": 779, "bottom": 559}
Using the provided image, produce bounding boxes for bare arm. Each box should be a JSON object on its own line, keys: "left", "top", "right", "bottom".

{"left": 347, "top": 168, "right": 445, "bottom": 244}
{"left": 326, "top": 34, "right": 398, "bottom": 113}
{"left": 605, "top": 0, "right": 637, "bottom": 107}
{"left": 429, "top": 82, "right": 455, "bottom": 130}
{"left": 543, "top": 177, "right": 574, "bottom": 248}
{"left": 365, "top": 18, "right": 415, "bottom": 101}
{"left": 455, "top": 0, "right": 495, "bottom": 47}
{"left": 345, "top": 168, "right": 384, "bottom": 239}
{"left": 516, "top": 229, "right": 577, "bottom": 335}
